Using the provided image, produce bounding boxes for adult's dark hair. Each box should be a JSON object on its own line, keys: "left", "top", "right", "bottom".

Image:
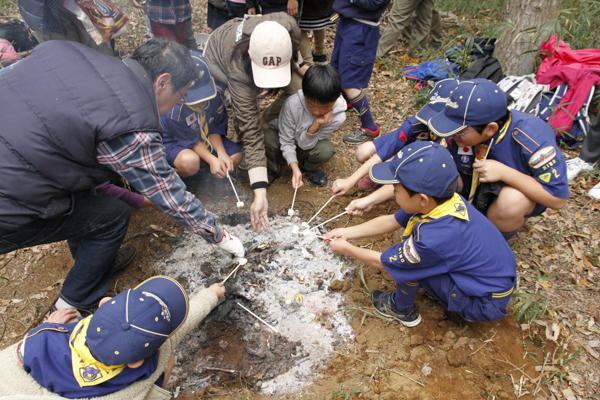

{"left": 131, "top": 38, "right": 198, "bottom": 94}
{"left": 405, "top": 176, "right": 461, "bottom": 205}
{"left": 302, "top": 64, "right": 342, "bottom": 104}
{"left": 472, "top": 92, "right": 512, "bottom": 134}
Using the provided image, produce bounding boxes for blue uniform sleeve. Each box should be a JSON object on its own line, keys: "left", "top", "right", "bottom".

{"left": 374, "top": 115, "right": 427, "bottom": 160}
{"left": 206, "top": 90, "right": 229, "bottom": 136}
{"left": 351, "top": 0, "right": 390, "bottom": 11}
{"left": 160, "top": 105, "right": 200, "bottom": 151}
{"left": 394, "top": 209, "right": 412, "bottom": 227}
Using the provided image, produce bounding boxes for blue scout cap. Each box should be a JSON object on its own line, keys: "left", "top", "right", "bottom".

{"left": 427, "top": 78, "right": 508, "bottom": 137}
{"left": 184, "top": 51, "right": 217, "bottom": 105}
{"left": 86, "top": 276, "right": 189, "bottom": 366}
{"left": 415, "top": 78, "right": 459, "bottom": 124}
{"left": 369, "top": 141, "right": 458, "bottom": 198}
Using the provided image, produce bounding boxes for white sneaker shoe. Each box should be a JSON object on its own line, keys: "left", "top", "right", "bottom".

{"left": 589, "top": 182, "right": 600, "bottom": 200}
{"left": 566, "top": 157, "right": 596, "bottom": 182}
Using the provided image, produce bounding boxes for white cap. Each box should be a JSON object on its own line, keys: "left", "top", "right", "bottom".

{"left": 249, "top": 21, "right": 292, "bottom": 88}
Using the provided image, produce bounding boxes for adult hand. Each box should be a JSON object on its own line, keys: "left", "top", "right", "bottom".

{"left": 129, "top": 0, "right": 146, "bottom": 8}
{"left": 251, "top": 189, "right": 269, "bottom": 232}
{"left": 209, "top": 157, "right": 228, "bottom": 178}
{"left": 210, "top": 282, "right": 226, "bottom": 299}
{"left": 474, "top": 159, "right": 507, "bottom": 183}
{"left": 214, "top": 228, "right": 245, "bottom": 257}
{"left": 47, "top": 308, "right": 80, "bottom": 324}
{"left": 287, "top": 0, "right": 298, "bottom": 16}
{"left": 324, "top": 228, "right": 347, "bottom": 241}
{"left": 247, "top": 7, "right": 256, "bottom": 14}
{"left": 218, "top": 152, "right": 235, "bottom": 172}
{"left": 328, "top": 237, "right": 351, "bottom": 255}
{"left": 346, "top": 197, "right": 374, "bottom": 216}
{"left": 332, "top": 178, "right": 353, "bottom": 196}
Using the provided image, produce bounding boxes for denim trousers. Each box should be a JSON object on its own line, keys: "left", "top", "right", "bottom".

{"left": 0, "top": 195, "right": 131, "bottom": 309}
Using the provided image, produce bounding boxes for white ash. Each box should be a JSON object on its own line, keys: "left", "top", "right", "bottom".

{"left": 158, "top": 215, "right": 355, "bottom": 395}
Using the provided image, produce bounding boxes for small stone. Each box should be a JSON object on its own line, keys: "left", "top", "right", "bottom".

{"left": 443, "top": 331, "right": 457, "bottom": 341}
{"left": 330, "top": 280, "right": 344, "bottom": 291}
{"left": 453, "top": 337, "right": 470, "bottom": 350}
{"left": 435, "top": 334, "right": 443, "bottom": 341}
{"left": 437, "top": 320, "right": 448, "bottom": 328}
{"left": 447, "top": 349, "right": 468, "bottom": 367}
{"left": 356, "top": 335, "right": 367, "bottom": 344}
{"left": 410, "top": 335, "right": 424, "bottom": 346}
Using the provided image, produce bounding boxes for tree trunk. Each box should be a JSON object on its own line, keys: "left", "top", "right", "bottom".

{"left": 495, "top": 0, "right": 562, "bottom": 76}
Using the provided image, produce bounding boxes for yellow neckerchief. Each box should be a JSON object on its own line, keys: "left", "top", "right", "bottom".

{"left": 403, "top": 193, "right": 469, "bottom": 238}
{"left": 187, "top": 103, "right": 213, "bottom": 152}
{"left": 467, "top": 109, "right": 512, "bottom": 203}
{"left": 69, "top": 316, "right": 126, "bottom": 387}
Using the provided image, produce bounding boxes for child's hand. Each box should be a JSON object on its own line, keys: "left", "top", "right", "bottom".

{"left": 287, "top": 0, "right": 298, "bottom": 16}
{"left": 47, "top": 308, "right": 80, "bottom": 324}
{"left": 473, "top": 159, "right": 506, "bottom": 183}
{"left": 346, "top": 197, "right": 374, "bottom": 216}
{"left": 332, "top": 178, "right": 353, "bottom": 196}
{"left": 325, "top": 228, "right": 347, "bottom": 241}
{"left": 210, "top": 282, "right": 226, "bottom": 299}
{"left": 316, "top": 111, "right": 334, "bottom": 126}
{"left": 292, "top": 169, "right": 304, "bottom": 189}
{"left": 328, "top": 237, "right": 351, "bottom": 255}
{"left": 209, "top": 157, "right": 228, "bottom": 179}
{"left": 218, "top": 153, "right": 235, "bottom": 172}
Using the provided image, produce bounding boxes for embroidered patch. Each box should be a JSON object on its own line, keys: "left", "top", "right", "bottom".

{"left": 142, "top": 291, "right": 171, "bottom": 321}
{"left": 529, "top": 146, "right": 557, "bottom": 169}
{"left": 416, "top": 131, "right": 428, "bottom": 141}
{"left": 402, "top": 236, "right": 420, "bottom": 264}
{"left": 80, "top": 365, "right": 103, "bottom": 383}
{"left": 186, "top": 113, "right": 197, "bottom": 126}
{"left": 457, "top": 146, "right": 473, "bottom": 155}
{"left": 440, "top": 138, "right": 447, "bottom": 147}
{"left": 396, "top": 150, "right": 404, "bottom": 159}
{"left": 539, "top": 172, "right": 551, "bottom": 183}
{"left": 460, "top": 155, "right": 471, "bottom": 163}
{"left": 399, "top": 131, "right": 407, "bottom": 141}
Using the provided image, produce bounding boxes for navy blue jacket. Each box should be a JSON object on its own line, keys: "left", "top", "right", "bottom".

{"left": 333, "top": 0, "right": 390, "bottom": 22}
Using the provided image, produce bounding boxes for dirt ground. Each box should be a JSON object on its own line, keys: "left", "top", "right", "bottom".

{"left": 1, "top": 0, "right": 600, "bottom": 399}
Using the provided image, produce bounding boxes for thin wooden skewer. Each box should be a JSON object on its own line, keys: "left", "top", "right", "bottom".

{"left": 309, "top": 211, "right": 348, "bottom": 231}
{"left": 306, "top": 195, "right": 335, "bottom": 224}
{"left": 289, "top": 186, "right": 298, "bottom": 215}
{"left": 236, "top": 302, "right": 279, "bottom": 333}
{"left": 227, "top": 171, "right": 241, "bottom": 203}
{"left": 223, "top": 262, "right": 244, "bottom": 283}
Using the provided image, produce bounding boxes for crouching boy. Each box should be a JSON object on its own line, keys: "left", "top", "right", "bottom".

{"left": 325, "top": 142, "right": 516, "bottom": 325}
{"left": 0, "top": 276, "right": 225, "bottom": 398}
{"left": 264, "top": 64, "right": 346, "bottom": 187}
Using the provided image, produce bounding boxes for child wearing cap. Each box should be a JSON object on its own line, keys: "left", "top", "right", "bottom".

{"left": 325, "top": 142, "right": 516, "bottom": 325}
{"left": 332, "top": 78, "right": 457, "bottom": 196}
{"left": 329, "top": 0, "right": 391, "bottom": 145}
{"left": 0, "top": 276, "right": 225, "bottom": 398}
{"left": 264, "top": 64, "right": 346, "bottom": 188}
{"left": 427, "top": 78, "right": 569, "bottom": 240}
{"left": 161, "top": 51, "right": 242, "bottom": 179}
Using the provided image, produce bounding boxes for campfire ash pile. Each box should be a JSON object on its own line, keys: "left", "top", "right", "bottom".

{"left": 159, "top": 213, "right": 355, "bottom": 395}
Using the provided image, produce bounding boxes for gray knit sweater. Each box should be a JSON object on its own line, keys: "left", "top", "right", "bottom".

{"left": 269, "top": 90, "right": 346, "bottom": 166}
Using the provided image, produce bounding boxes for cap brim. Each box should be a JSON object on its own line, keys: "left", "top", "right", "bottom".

{"left": 135, "top": 276, "right": 189, "bottom": 338}
{"left": 427, "top": 110, "right": 466, "bottom": 138}
{"left": 369, "top": 162, "right": 400, "bottom": 185}
{"left": 251, "top": 61, "right": 291, "bottom": 89}
{"left": 415, "top": 103, "right": 441, "bottom": 124}
{"left": 185, "top": 77, "right": 217, "bottom": 105}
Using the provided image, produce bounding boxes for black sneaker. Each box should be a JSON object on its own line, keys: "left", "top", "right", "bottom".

{"left": 304, "top": 169, "right": 328, "bottom": 187}
{"left": 268, "top": 170, "right": 281, "bottom": 185}
{"left": 312, "top": 52, "right": 327, "bottom": 64}
{"left": 343, "top": 124, "right": 380, "bottom": 145}
{"left": 113, "top": 245, "right": 138, "bottom": 273}
{"left": 371, "top": 290, "right": 422, "bottom": 327}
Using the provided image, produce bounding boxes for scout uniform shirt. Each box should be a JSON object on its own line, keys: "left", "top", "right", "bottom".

{"left": 381, "top": 194, "right": 516, "bottom": 322}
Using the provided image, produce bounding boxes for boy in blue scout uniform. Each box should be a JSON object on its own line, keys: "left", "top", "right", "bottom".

{"left": 332, "top": 78, "right": 457, "bottom": 196}
{"left": 325, "top": 142, "right": 516, "bottom": 325}
{"left": 427, "top": 79, "right": 569, "bottom": 240}
{"left": 8, "top": 276, "right": 225, "bottom": 397}
{"left": 329, "top": 0, "right": 391, "bottom": 145}
{"left": 161, "top": 51, "right": 242, "bottom": 179}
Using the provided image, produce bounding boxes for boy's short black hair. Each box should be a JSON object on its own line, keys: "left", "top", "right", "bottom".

{"left": 405, "top": 177, "right": 461, "bottom": 205}
{"left": 302, "top": 65, "right": 342, "bottom": 104}
{"left": 472, "top": 92, "right": 512, "bottom": 134}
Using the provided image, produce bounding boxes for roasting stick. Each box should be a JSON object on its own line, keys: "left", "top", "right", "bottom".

{"left": 288, "top": 186, "right": 299, "bottom": 216}
{"left": 227, "top": 171, "right": 244, "bottom": 207}
{"left": 236, "top": 302, "right": 279, "bottom": 333}
{"left": 222, "top": 258, "right": 248, "bottom": 283}
{"left": 308, "top": 211, "right": 348, "bottom": 231}
{"left": 306, "top": 195, "right": 336, "bottom": 224}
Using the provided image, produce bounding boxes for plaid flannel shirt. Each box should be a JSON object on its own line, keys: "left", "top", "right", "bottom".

{"left": 146, "top": 0, "right": 192, "bottom": 24}
{"left": 96, "top": 131, "right": 222, "bottom": 243}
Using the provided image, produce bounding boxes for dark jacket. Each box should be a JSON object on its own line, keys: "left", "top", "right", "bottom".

{"left": 332, "top": 0, "right": 390, "bottom": 22}
{"left": 0, "top": 41, "right": 161, "bottom": 230}
{"left": 18, "top": 0, "right": 65, "bottom": 34}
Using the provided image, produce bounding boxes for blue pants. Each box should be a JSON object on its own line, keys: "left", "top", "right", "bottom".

{"left": 330, "top": 16, "right": 380, "bottom": 88}
{"left": 0, "top": 195, "right": 131, "bottom": 308}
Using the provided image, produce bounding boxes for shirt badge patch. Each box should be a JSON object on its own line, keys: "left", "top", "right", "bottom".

{"left": 399, "top": 131, "right": 408, "bottom": 141}
{"left": 539, "top": 172, "right": 551, "bottom": 183}
{"left": 440, "top": 138, "right": 447, "bottom": 147}
{"left": 457, "top": 146, "right": 473, "bottom": 155}
{"left": 460, "top": 155, "right": 471, "bottom": 163}
{"left": 416, "top": 131, "right": 428, "bottom": 141}
{"left": 80, "top": 365, "right": 103, "bottom": 383}
{"left": 186, "top": 113, "right": 197, "bottom": 126}
{"left": 529, "top": 146, "right": 557, "bottom": 169}
{"left": 402, "top": 236, "right": 420, "bottom": 264}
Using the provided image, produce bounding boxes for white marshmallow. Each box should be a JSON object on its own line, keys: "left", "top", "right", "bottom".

{"left": 292, "top": 226, "right": 299, "bottom": 234}
{"left": 236, "top": 201, "right": 244, "bottom": 208}
{"left": 301, "top": 222, "right": 309, "bottom": 228}
{"left": 288, "top": 209, "right": 294, "bottom": 216}
{"left": 238, "top": 257, "right": 248, "bottom": 265}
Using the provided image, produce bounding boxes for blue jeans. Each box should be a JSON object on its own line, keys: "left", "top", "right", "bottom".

{"left": 225, "top": 0, "right": 247, "bottom": 18}
{"left": 0, "top": 195, "right": 131, "bottom": 309}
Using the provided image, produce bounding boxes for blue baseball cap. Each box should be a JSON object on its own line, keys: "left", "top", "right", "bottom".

{"left": 86, "top": 276, "right": 189, "bottom": 366}
{"left": 184, "top": 51, "right": 217, "bottom": 106}
{"left": 369, "top": 142, "right": 458, "bottom": 198}
{"left": 427, "top": 79, "right": 508, "bottom": 137}
{"left": 415, "top": 78, "right": 459, "bottom": 124}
